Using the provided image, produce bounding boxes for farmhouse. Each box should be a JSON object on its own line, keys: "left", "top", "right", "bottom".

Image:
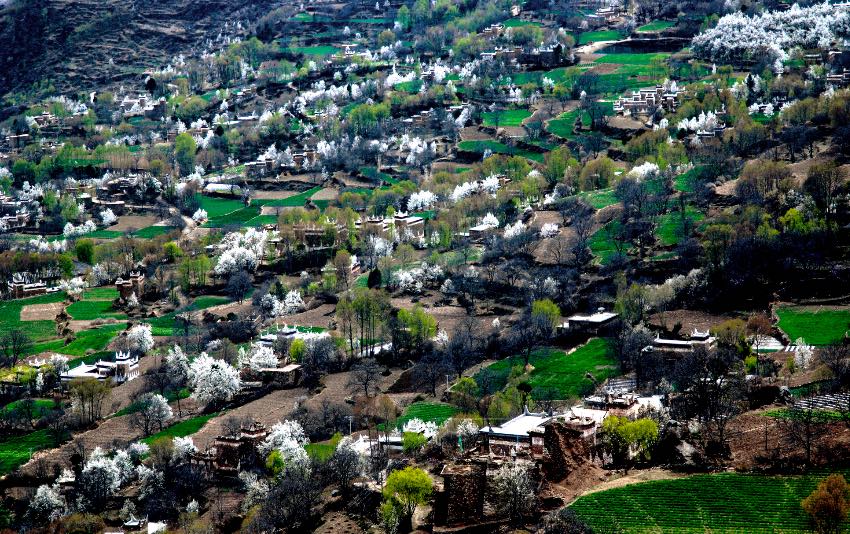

{"left": 60, "top": 351, "right": 140, "bottom": 384}
{"left": 644, "top": 329, "right": 717, "bottom": 356}
{"left": 613, "top": 85, "right": 681, "bottom": 116}
{"left": 558, "top": 308, "right": 619, "bottom": 335}
{"left": 116, "top": 271, "right": 145, "bottom": 300}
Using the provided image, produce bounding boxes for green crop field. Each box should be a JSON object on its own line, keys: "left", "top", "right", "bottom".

{"left": 133, "top": 226, "right": 178, "bottom": 239}
{"left": 656, "top": 206, "right": 704, "bottom": 247}
{"left": 142, "top": 412, "right": 221, "bottom": 444}
{"left": 481, "top": 109, "right": 532, "bottom": 127}
{"left": 589, "top": 221, "right": 632, "bottom": 264}
{"left": 576, "top": 188, "right": 619, "bottom": 209}
{"left": 570, "top": 472, "right": 849, "bottom": 533}
{"left": 81, "top": 287, "right": 119, "bottom": 300}
{"left": 396, "top": 402, "right": 460, "bottom": 429}
{"left": 285, "top": 45, "right": 339, "bottom": 56}
{"left": 32, "top": 323, "right": 127, "bottom": 358}
{"left": 547, "top": 110, "right": 581, "bottom": 139}
{"left": 253, "top": 186, "right": 323, "bottom": 208}
{"left": 0, "top": 429, "right": 58, "bottom": 476}
{"left": 0, "top": 398, "right": 56, "bottom": 418}
{"left": 0, "top": 292, "right": 67, "bottom": 343}
{"left": 776, "top": 306, "right": 850, "bottom": 345}
{"left": 145, "top": 296, "right": 230, "bottom": 336}
{"left": 595, "top": 52, "right": 671, "bottom": 66}
{"left": 477, "top": 338, "right": 618, "bottom": 400}
{"left": 197, "top": 195, "right": 245, "bottom": 218}
{"left": 637, "top": 20, "right": 675, "bottom": 32}
{"left": 395, "top": 79, "right": 423, "bottom": 93}
{"left": 503, "top": 18, "right": 541, "bottom": 28}
{"left": 577, "top": 30, "right": 625, "bottom": 45}
{"left": 66, "top": 300, "right": 126, "bottom": 320}
{"left": 204, "top": 206, "right": 261, "bottom": 227}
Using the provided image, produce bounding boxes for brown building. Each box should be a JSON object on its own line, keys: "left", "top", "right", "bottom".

{"left": 115, "top": 272, "right": 145, "bottom": 300}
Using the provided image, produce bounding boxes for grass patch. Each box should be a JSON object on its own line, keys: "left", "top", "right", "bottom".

{"left": 395, "top": 79, "right": 423, "bottom": 93}
{"left": 134, "top": 226, "right": 178, "bottom": 239}
{"left": 589, "top": 221, "right": 632, "bottom": 264}
{"left": 656, "top": 205, "right": 704, "bottom": 247}
{"left": 142, "top": 412, "right": 221, "bottom": 444}
{"left": 197, "top": 195, "right": 246, "bottom": 218}
{"left": 637, "top": 20, "right": 675, "bottom": 32}
{"left": 481, "top": 109, "right": 532, "bottom": 127}
{"left": 396, "top": 402, "right": 460, "bottom": 429}
{"left": 776, "top": 306, "right": 850, "bottom": 345}
{"left": 595, "top": 52, "right": 671, "bottom": 66}
{"left": 576, "top": 188, "right": 618, "bottom": 209}
{"left": 476, "top": 338, "right": 618, "bottom": 400}
{"left": 764, "top": 408, "right": 842, "bottom": 422}
{"left": 570, "top": 472, "right": 849, "bottom": 533}
{"left": 503, "top": 18, "right": 541, "bottom": 28}
{"left": 145, "top": 296, "right": 230, "bottom": 336}
{"left": 66, "top": 299, "right": 127, "bottom": 321}
{"left": 32, "top": 323, "right": 127, "bottom": 358}
{"left": 1, "top": 399, "right": 56, "bottom": 418}
{"left": 305, "top": 442, "right": 336, "bottom": 462}
{"left": 0, "top": 292, "right": 67, "bottom": 343}
{"left": 81, "top": 287, "right": 119, "bottom": 300}
{"left": 285, "top": 45, "right": 339, "bottom": 56}
{"left": 577, "top": 29, "right": 625, "bottom": 45}
{"left": 547, "top": 109, "right": 582, "bottom": 139}
{"left": 0, "top": 429, "right": 59, "bottom": 476}
{"left": 252, "top": 186, "right": 323, "bottom": 208}
{"left": 204, "top": 206, "right": 261, "bottom": 228}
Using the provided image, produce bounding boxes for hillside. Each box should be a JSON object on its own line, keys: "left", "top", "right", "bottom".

{"left": 0, "top": 0, "right": 281, "bottom": 102}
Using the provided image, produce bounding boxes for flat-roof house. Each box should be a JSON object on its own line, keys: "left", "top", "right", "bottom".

{"left": 60, "top": 351, "right": 139, "bottom": 384}
{"left": 558, "top": 308, "right": 619, "bottom": 335}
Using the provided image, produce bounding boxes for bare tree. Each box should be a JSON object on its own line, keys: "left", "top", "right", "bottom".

{"left": 347, "top": 358, "right": 382, "bottom": 397}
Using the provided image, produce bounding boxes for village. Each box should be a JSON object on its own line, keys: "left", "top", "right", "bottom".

{"left": 1, "top": 0, "right": 850, "bottom": 532}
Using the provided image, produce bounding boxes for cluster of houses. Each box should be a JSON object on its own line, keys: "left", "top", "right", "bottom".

{"left": 612, "top": 84, "right": 682, "bottom": 116}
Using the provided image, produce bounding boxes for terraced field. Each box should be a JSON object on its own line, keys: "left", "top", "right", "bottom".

{"left": 776, "top": 306, "right": 850, "bottom": 345}
{"left": 396, "top": 402, "right": 460, "bottom": 429}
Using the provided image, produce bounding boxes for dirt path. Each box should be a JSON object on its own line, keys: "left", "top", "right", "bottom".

{"left": 573, "top": 467, "right": 686, "bottom": 499}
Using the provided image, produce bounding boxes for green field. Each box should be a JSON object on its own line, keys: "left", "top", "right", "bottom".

{"left": 674, "top": 167, "right": 701, "bottom": 193}
{"left": 87, "top": 225, "right": 178, "bottom": 240}
{"left": 476, "top": 338, "right": 618, "bottom": 400}
{"left": 253, "top": 186, "right": 323, "bottom": 208}
{"left": 637, "top": 20, "right": 675, "bottom": 32}
{"left": 285, "top": 45, "right": 339, "bottom": 56}
{"left": 394, "top": 79, "right": 423, "bottom": 93}
{"left": 577, "top": 30, "right": 625, "bottom": 45}
{"left": 145, "top": 296, "right": 230, "bottom": 336}
{"left": 204, "top": 206, "right": 261, "bottom": 228}
{"left": 576, "top": 188, "right": 619, "bottom": 209}
{"left": 0, "top": 292, "right": 67, "bottom": 343}
{"left": 305, "top": 442, "right": 336, "bottom": 462}
{"left": 1, "top": 398, "right": 56, "bottom": 418}
{"left": 0, "top": 429, "right": 58, "bottom": 476}
{"left": 34, "top": 323, "right": 128, "bottom": 359}
{"left": 547, "top": 109, "right": 582, "bottom": 139}
{"left": 396, "top": 402, "right": 460, "bottom": 429}
{"left": 656, "top": 206, "right": 704, "bottom": 247}
{"left": 481, "top": 109, "right": 532, "bottom": 127}
{"left": 595, "top": 53, "right": 671, "bottom": 66}
{"left": 142, "top": 412, "right": 221, "bottom": 444}
{"left": 776, "top": 306, "right": 850, "bottom": 345}
{"left": 589, "top": 220, "right": 632, "bottom": 264}
{"left": 197, "top": 195, "right": 245, "bottom": 218}
{"left": 503, "top": 18, "right": 541, "bottom": 28}
{"left": 67, "top": 286, "right": 126, "bottom": 323}
{"left": 570, "top": 472, "right": 849, "bottom": 533}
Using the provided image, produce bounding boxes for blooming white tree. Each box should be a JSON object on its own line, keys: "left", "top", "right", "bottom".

{"left": 100, "top": 209, "right": 118, "bottom": 227}
{"left": 402, "top": 418, "right": 438, "bottom": 439}
{"left": 136, "top": 393, "right": 173, "bottom": 433}
{"left": 127, "top": 324, "right": 154, "bottom": 354}
{"left": 59, "top": 277, "right": 88, "bottom": 297}
{"left": 192, "top": 208, "right": 208, "bottom": 223}
{"left": 172, "top": 436, "right": 198, "bottom": 463}
{"left": 28, "top": 484, "right": 65, "bottom": 523}
{"left": 244, "top": 343, "right": 279, "bottom": 371}
{"left": 504, "top": 221, "right": 526, "bottom": 239}
{"left": 189, "top": 353, "right": 240, "bottom": 405}
{"left": 259, "top": 420, "right": 311, "bottom": 473}
{"left": 127, "top": 292, "right": 139, "bottom": 308}
{"left": 408, "top": 190, "right": 438, "bottom": 211}
{"left": 283, "top": 290, "right": 305, "bottom": 314}
{"left": 480, "top": 212, "right": 499, "bottom": 228}
{"left": 539, "top": 223, "right": 560, "bottom": 238}
{"left": 63, "top": 220, "right": 97, "bottom": 237}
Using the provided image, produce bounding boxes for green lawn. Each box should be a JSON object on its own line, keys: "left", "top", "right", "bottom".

{"left": 204, "top": 206, "right": 262, "bottom": 228}
{"left": 305, "top": 442, "right": 336, "bottom": 462}
{"left": 395, "top": 79, "right": 423, "bottom": 93}
{"left": 637, "top": 20, "right": 675, "bottom": 32}
{"left": 577, "top": 30, "right": 625, "bottom": 45}
{"left": 0, "top": 429, "right": 58, "bottom": 476}
{"left": 776, "top": 306, "right": 850, "bottom": 345}
{"left": 134, "top": 226, "right": 178, "bottom": 239}
{"left": 656, "top": 206, "right": 704, "bottom": 247}
{"left": 547, "top": 109, "right": 582, "bottom": 139}
{"left": 142, "top": 412, "right": 221, "bottom": 444}
{"left": 396, "top": 402, "right": 460, "bottom": 429}
{"left": 595, "top": 53, "right": 671, "bottom": 66}
{"left": 481, "top": 109, "right": 532, "bottom": 127}
{"left": 0, "top": 292, "right": 67, "bottom": 343}
{"left": 66, "top": 300, "right": 127, "bottom": 321}
{"left": 570, "top": 472, "right": 849, "bottom": 533}
{"left": 476, "top": 339, "right": 618, "bottom": 400}
{"left": 81, "top": 287, "right": 119, "bottom": 300}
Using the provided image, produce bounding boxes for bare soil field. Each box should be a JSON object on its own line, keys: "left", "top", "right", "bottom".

{"left": 270, "top": 303, "right": 337, "bottom": 330}
{"left": 312, "top": 187, "right": 340, "bottom": 201}
{"left": 459, "top": 126, "right": 493, "bottom": 141}
{"left": 647, "top": 309, "right": 737, "bottom": 333}
{"left": 108, "top": 215, "right": 158, "bottom": 232}
{"left": 191, "top": 387, "right": 309, "bottom": 449}
{"left": 315, "top": 511, "right": 364, "bottom": 534}
{"left": 607, "top": 115, "right": 646, "bottom": 130}
{"left": 20, "top": 302, "right": 64, "bottom": 321}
